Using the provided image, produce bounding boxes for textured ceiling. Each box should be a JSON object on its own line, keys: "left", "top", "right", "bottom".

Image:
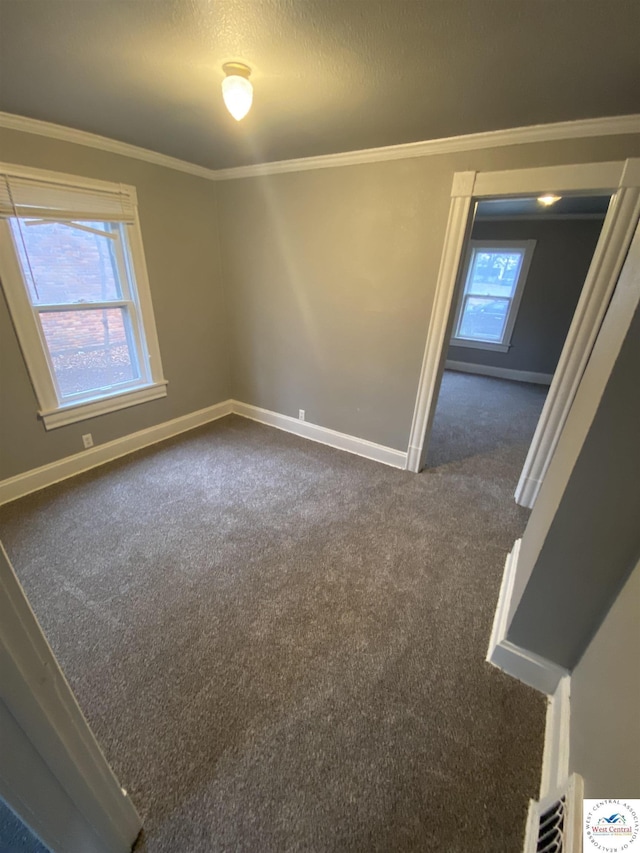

{"left": 0, "top": 0, "right": 639, "bottom": 170}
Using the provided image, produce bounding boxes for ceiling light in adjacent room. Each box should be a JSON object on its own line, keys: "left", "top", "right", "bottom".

{"left": 221, "top": 62, "right": 253, "bottom": 121}
{"left": 537, "top": 194, "right": 561, "bottom": 206}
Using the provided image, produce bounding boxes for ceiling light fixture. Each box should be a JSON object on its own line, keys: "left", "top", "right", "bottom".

{"left": 537, "top": 194, "right": 561, "bottom": 206}
{"left": 221, "top": 62, "right": 253, "bottom": 121}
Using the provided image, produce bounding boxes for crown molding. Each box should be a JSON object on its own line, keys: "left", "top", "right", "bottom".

{"left": 0, "top": 112, "right": 219, "bottom": 181}
{"left": 1, "top": 110, "right": 639, "bottom": 184}
{"left": 213, "top": 114, "right": 640, "bottom": 180}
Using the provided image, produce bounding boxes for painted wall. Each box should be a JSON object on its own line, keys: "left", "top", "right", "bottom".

{"left": 507, "top": 297, "right": 640, "bottom": 669}
{"left": 448, "top": 217, "right": 604, "bottom": 376}
{"left": 1, "top": 129, "right": 640, "bottom": 478}
{"left": 218, "top": 135, "right": 640, "bottom": 452}
{"left": 0, "top": 128, "right": 230, "bottom": 480}
{"left": 569, "top": 558, "right": 640, "bottom": 797}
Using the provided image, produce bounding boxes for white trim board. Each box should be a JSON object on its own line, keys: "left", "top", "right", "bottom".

{"left": 0, "top": 544, "right": 142, "bottom": 853}
{"left": 214, "top": 114, "right": 640, "bottom": 179}
{"left": 445, "top": 360, "right": 553, "bottom": 386}
{"left": 406, "top": 158, "right": 640, "bottom": 504}
{"left": 231, "top": 401, "right": 407, "bottom": 469}
{"left": 486, "top": 540, "right": 569, "bottom": 695}
{"left": 516, "top": 181, "right": 640, "bottom": 507}
{"left": 0, "top": 400, "right": 233, "bottom": 506}
{"left": 539, "top": 676, "right": 571, "bottom": 799}
{"left": 406, "top": 175, "right": 475, "bottom": 474}
{"left": 1, "top": 111, "right": 639, "bottom": 182}
{"left": 0, "top": 400, "right": 407, "bottom": 505}
{"left": 0, "top": 112, "right": 218, "bottom": 181}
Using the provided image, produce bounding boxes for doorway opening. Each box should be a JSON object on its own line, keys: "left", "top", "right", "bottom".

{"left": 406, "top": 159, "right": 640, "bottom": 509}
{"left": 425, "top": 194, "right": 609, "bottom": 481}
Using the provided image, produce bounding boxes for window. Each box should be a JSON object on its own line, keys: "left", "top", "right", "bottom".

{"left": 450, "top": 240, "right": 535, "bottom": 352}
{"left": 0, "top": 164, "right": 166, "bottom": 429}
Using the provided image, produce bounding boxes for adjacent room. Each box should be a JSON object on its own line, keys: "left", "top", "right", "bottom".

{"left": 427, "top": 195, "right": 608, "bottom": 474}
{"left": 0, "top": 3, "right": 639, "bottom": 853}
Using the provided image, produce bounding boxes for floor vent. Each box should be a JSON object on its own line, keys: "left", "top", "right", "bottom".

{"left": 523, "top": 774, "right": 583, "bottom": 853}
{"left": 536, "top": 796, "right": 566, "bottom": 852}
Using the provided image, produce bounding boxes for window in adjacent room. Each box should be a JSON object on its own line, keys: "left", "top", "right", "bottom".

{"left": 0, "top": 164, "right": 166, "bottom": 429}
{"left": 450, "top": 240, "right": 535, "bottom": 352}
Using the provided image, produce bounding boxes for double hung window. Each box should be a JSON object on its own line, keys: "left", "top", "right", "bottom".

{"left": 0, "top": 164, "right": 166, "bottom": 429}
{"left": 450, "top": 240, "right": 535, "bottom": 352}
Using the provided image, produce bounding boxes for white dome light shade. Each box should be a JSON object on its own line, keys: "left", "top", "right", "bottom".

{"left": 221, "top": 69, "right": 253, "bottom": 121}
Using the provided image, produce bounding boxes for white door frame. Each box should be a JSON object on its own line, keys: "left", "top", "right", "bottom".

{"left": 0, "top": 542, "right": 142, "bottom": 853}
{"left": 406, "top": 158, "right": 640, "bottom": 509}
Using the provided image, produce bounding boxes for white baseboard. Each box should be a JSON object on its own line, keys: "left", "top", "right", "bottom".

{"left": 446, "top": 360, "right": 553, "bottom": 385}
{"left": 487, "top": 538, "right": 522, "bottom": 658}
{"left": 0, "top": 400, "right": 233, "bottom": 506}
{"left": 522, "top": 799, "right": 540, "bottom": 853}
{"left": 0, "top": 399, "right": 408, "bottom": 505}
{"left": 514, "top": 474, "right": 542, "bottom": 509}
{"left": 406, "top": 444, "right": 422, "bottom": 473}
{"left": 231, "top": 401, "right": 407, "bottom": 469}
{"left": 487, "top": 539, "right": 569, "bottom": 695}
{"left": 540, "top": 676, "right": 571, "bottom": 799}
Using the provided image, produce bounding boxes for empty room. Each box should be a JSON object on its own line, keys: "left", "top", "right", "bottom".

{"left": 1, "top": 3, "right": 639, "bottom": 853}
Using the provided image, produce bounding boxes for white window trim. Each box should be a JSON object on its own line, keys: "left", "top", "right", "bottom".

{"left": 0, "top": 163, "right": 167, "bottom": 430}
{"left": 450, "top": 239, "right": 536, "bottom": 353}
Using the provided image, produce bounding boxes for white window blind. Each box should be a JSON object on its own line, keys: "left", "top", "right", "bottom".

{"left": 0, "top": 172, "right": 136, "bottom": 223}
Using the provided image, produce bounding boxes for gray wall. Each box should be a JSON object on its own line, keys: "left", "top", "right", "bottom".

{"left": 569, "top": 558, "right": 640, "bottom": 797}
{"left": 0, "top": 128, "right": 231, "bottom": 480}
{"left": 2, "top": 129, "right": 640, "bottom": 476}
{"left": 448, "top": 218, "right": 604, "bottom": 375}
{"left": 218, "top": 135, "right": 640, "bottom": 452}
{"left": 507, "top": 300, "right": 640, "bottom": 669}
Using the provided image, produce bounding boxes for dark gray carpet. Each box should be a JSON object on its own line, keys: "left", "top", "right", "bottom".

{"left": 0, "top": 378, "right": 548, "bottom": 853}
{"left": 428, "top": 370, "right": 549, "bottom": 470}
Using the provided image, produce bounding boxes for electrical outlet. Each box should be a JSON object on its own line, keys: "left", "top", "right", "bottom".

{"left": 298, "top": 409, "right": 305, "bottom": 421}
{"left": 82, "top": 433, "right": 94, "bottom": 449}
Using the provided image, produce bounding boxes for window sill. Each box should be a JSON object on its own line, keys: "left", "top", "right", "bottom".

{"left": 39, "top": 381, "right": 168, "bottom": 430}
{"left": 450, "top": 338, "right": 510, "bottom": 354}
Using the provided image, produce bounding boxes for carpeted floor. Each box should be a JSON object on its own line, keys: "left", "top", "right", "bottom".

{"left": 428, "top": 370, "right": 549, "bottom": 470}
{"left": 0, "top": 374, "right": 548, "bottom": 853}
